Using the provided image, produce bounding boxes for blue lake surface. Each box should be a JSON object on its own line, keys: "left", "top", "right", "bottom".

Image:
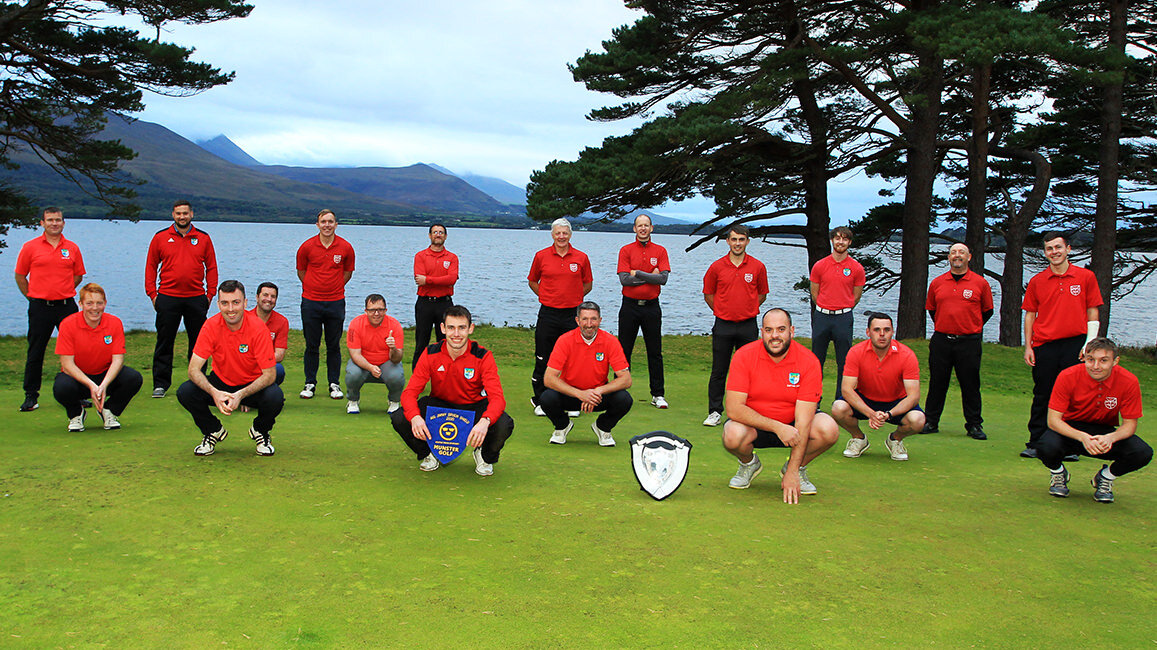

{"left": 2, "top": 220, "right": 1153, "bottom": 346}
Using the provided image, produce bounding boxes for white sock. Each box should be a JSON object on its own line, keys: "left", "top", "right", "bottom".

{"left": 1101, "top": 467, "right": 1118, "bottom": 481}
{"left": 1050, "top": 465, "right": 1066, "bottom": 474}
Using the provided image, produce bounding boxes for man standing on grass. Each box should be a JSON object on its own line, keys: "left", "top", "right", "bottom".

{"left": 528, "top": 218, "right": 593, "bottom": 415}
{"left": 145, "top": 200, "right": 217, "bottom": 399}
{"left": 15, "top": 207, "right": 85, "bottom": 412}
{"left": 702, "top": 224, "right": 768, "bottom": 427}
{"left": 1021, "top": 232, "right": 1102, "bottom": 459}
{"left": 344, "top": 294, "right": 405, "bottom": 415}
{"left": 250, "top": 282, "right": 289, "bottom": 385}
{"left": 722, "top": 308, "right": 838, "bottom": 502}
{"left": 542, "top": 301, "right": 632, "bottom": 447}
{"left": 617, "top": 213, "right": 671, "bottom": 409}
{"left": 1038, "top": 337, "right": 1151, "bottom": 503}
{"left": 810, "top": 226, "right": 865, "bottom": 403}
{"left": 391, "top": 305, "right": 514, "bottom": 476}
{"left": 923, "top": 243, "right": 993, "bottom": 439}
{"left": 177, "top": 280, "right": 283, "bottom": 457}
{"left": 832, "top": 313, "right": 925, "bottom": 461}
{"left": 297, "top": 208, "right": 355, "bottom": 401}
{"left": 412, "top": 223, "right": 458, "bottom": 369}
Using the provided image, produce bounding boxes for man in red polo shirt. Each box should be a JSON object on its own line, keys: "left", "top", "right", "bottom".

{"left": 1021, "top": 232, "right": 1103, "bottom": 459}
{"left": 542, "top": 301, "right": 632, "bottom": 447}
{"left": 296, "top": 208, "right": 356, "bottom": 401}
{"left": 527, "top": 218, "right": 593, "bottom": 414}
{"left": 1038, "top": 337, "right": 1151, "bottom": 503}
{"left": 924, "top": 243, "right": 994, "bottom": 439}
{"left": 832, "top": 313, "right": 925, "bottom": 461}
{"left": 412, "top": 223, "right": 459, "bottom": 369}
{"left": 391, "top": 305, "right": 515, "bottom": 476}
{"left": 702, "top": 224, "right": 768, "bottom": 426}
{"left": 251, "top": 282, "right": 289, "bottom": 385}
{"left": 722, "top": 308, "right": 838, "bottom": 503}
{"left": 177, "top": 280, "right": 283, "bottom": 457}
{"left": 14, "top": 207, "right": 85, "bottom": 412}
{"left": 53, "top": 283, "right": 143, "bottom": 432}
{"left": 809, "top": 226, "right": 865, "bottom": 402}
{"left": 617, "top": 213, "right": 671, "bottom": 409}
{"left": 345, "top": 294, "right": 405, "bottom": 415}
{"left": 144, "top": 200, "right": 218, "bottom": 399}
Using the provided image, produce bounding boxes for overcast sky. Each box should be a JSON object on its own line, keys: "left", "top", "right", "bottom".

{"left": 134, "top": 0, "right": 881, "bottom": 223}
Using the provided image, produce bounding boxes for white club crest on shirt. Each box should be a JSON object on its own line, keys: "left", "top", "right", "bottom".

{"left": 569, "top": 263, "right": 579, "bottom": 272}
{"left": 595, "top": 352, "right": 605, "bottom": 361}
{"left": 842, "top": 268, "right": 851, "bottom": 276}
{"left": 788, "top": 372, "right": 800, "bottom": 385}
{"left": 61, "top": 249, "right": 70, "bottom": 258}
{"left": 1070, "top": 285, "right": 1081, "bottom": 296}
{"left": 191, "top": 237, "right": 199, "bottom": 246}
{"left": 1105, "top": 396, "right": 1118, "bottom": 410}
{"left": 239, "top": 344, "right": 249, "bottom": 353}
{"left": 744, "top": 273, "right": 753, "bottom": 282}
{"left": 443, "top": 260, "right": 451, "bottom": 269}
{"left": 650, "top": 257, "right": 658, "bottom": 266}
{"left": 464, "top": 368, "right": 475, "bottom": 380}
{"left": 333, "top": 254, "right": 343, "bottom": 264}
{"left": 103, "top": 335, "right": 113, "bottom": 345}
{"left": 963, "top": 289, "right": 973, "bottom": 299}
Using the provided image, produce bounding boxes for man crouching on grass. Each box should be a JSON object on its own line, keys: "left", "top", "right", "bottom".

{"left": 722, "top": 308, "right": 838, "bottom": 503}
{"left": 177, "top": 280, "right": 284, "bottom": 457}
{"left": 1039, "top": 337, "right": 1152, "bottom": 503}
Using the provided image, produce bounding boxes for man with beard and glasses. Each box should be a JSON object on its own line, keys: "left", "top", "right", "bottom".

{"left": 412, "top": 223, "right": 459, "bottom": 369}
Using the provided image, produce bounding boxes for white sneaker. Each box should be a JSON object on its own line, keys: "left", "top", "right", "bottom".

{"left": 592, "top": 422, "right": 616, "bottom": 447}
{"left": 194, "top": 427, "right": 227, "bottom": 456}
{"left": 843, "top": 437, "right": 870, "bottom": 458}
{"left": 419, "top": 454, "right": 440, "bottom": 472}
{"left": 299, "top": 383, "right": 316, "bottom": 399}
{"left": 101, "top": 408, "right": 121, "bottom": 430}
{"left": 550, "top": 421, "right": 574, "bottom": 445}
{"left": 729, "top": 454, "right": 762, "bottom": 489}
{"left": 703, "top": 412, "right": 723, "bottom": 427}
{"left": 885, "top": 434, "right": 908, "bottom": 461}
{"left": 67, "top": 409, "right": 86, "bottom": 432}
{"left": 473, "top": 447, "right": 494, "bottom": 476}
{"left": 567, "top": 410, "right": 582, "bottom": 418}
{"left": 329, "top": 383, "right": 344, "bottom": 399}
{"left": 249, "top": 427, "right": 275, "bottom": 456}
{"left": 534, "top": 405, "right": 546, "bottom": 417}
{"left": 781, "top": 462, "right": 818, "bottom": 495}
{"left": 651, "top": 396, "right": 669, "bottom": 409}
{"left": 346, "top": 400, "right": 360, "bottom": 414}
{"left": 387, "top": 401, "right": 401, "bottom": 413}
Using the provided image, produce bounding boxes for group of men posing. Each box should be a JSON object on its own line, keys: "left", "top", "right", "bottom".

{"left": 14, "top": 205, "right": 1152, "bottom": 502}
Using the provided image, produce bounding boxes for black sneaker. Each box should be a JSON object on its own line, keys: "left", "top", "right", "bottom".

{"left": 920, "top": 423, "right": 938, "bottom": 434}
{"left": 966, "top": 425, "right": 987, "bottom": 440}
{"left": 19, "top": 396, "right": 38, "bottom": 412}
{"left": 1048, "top": 467, "right": 1070, "bottom": 497}
{"left": 1020, "top": 447, "right": 1038, "bottom": 459}
{"left": 1091, "top": 466, "right": 1114, "bottom": 503}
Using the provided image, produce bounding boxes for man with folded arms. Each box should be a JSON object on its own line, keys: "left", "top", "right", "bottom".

{"left": 412, "top": 223, "right": 458, "bottom": 368}
{"left": 617, "top": 213, "right": 671, "bottom": 409}
{"left": 345, "top": 294, "right": 405, "bottom": 415}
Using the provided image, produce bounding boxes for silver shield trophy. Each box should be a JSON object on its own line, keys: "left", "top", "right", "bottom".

{"left": 630, "top": 431, "right": 692, "bottom": 500}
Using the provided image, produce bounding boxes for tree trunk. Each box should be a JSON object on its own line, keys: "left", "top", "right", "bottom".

{"left": 793, "top": 76, "right": 832, "bottom": 268}
{"left": 1091, "top": 0, "right": 1126, "bottom": 335}
{"left": 991, "top": 145, "right": 1052, "bottom": 346}
{"left": 966, "top": 63, "right": 991, "bottom": 273}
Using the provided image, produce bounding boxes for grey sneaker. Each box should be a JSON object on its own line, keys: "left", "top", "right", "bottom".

{"left": 151, "top": 387, "right": 166, "bottom": 399}
{"left": 1092, "top": 466, "right": 1114, "bottom": 503}
{"left": 419, "top": 454, "right": 440, "bottom": 472}
{"left": 101, "top": 408, "right": 121, "bottom": 430}
{"left": 1048, "top": 467, "right": 1070, "bottom": 497}
{"left": 194, "top": 427, "right": 227, "bottom": 456}
{"left": 884, "top": 434, "right": 908, "bottom": 461}
{"left": 550, "top": 421, "right": 574, "bottom": 445}
{"left": 249, "top": 427, "right": 275, "bottom": 456}
{"left": 592, "top": 422, "right": 616, "bottom": 447}
{"left": 473, "top": 447, "right": 493, "bottom": 476}
{"left": 387, "top": 401, "right": 401, "bottom": 413}
{"left": 781, "top": 462, "right": 818, "bottom": 495}
{"left": 729, "top": 454, "right": 762, "bottom": 489}
{"left": 67, "top": 409, "right": 87, "bottom": 432}
{"left": 843, "top": 437, "right": 870, "bottom": 458}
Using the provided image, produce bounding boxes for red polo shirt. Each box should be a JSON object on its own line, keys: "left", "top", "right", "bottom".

{"left": 809, "top": 254, "right": 866, "bottom": 311}
{"left": 297, "top": 235, "right": 356, "bottom": 301}
{"left": 347, "top": 313, "right": 404, "bottom": 366}
{"left": 403, "top": 340, "right": 506, "bottom": 422}
{"left": 145, "top": 224, "right": 218, "bottom": 300}
{"left": 55, "top": 312, "right": 125, "bottom": 375}
{"left": 843, "top": 339, "right": 920, "bottom": 402}
{"left": 617, "top": 240, "right": 670, "bottom": 300}
{"left": 250, "top": 307, "right": 289, "bottom": 350}
{"left": 703, "top": 254, "right": 769, "bottom": 321}
{"left": 926, "top": 270, "right": 994, "bottom": 336}
{"left": 414, "top": 247, "right": 459, "bottom": 298}
{"left": 15, "top": 234, "right": 86, "bottom": 300}
{"left": 1022, "top": 264, "right": 1102, "bottom": 346}
{"left": 1049, "top": 364, "right": 1142, "bottom": 426}
{"left": 547, "top": 328, "right": 629, "bottom": 391}
{"left": 528, "top": 245, "right": 593, "bottom": 309}
{"left": 193, "top": 311, "right": 276, "bottom": 387}
{"left": 726, "top": 339, "right": 823, "bottom": 424}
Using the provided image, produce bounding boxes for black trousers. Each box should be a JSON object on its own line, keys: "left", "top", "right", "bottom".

{"left": 301, "top": 298, "right": 346, "bottom": 386}
{"left": 176, "top": 373, "right": 285, "bottom": 436}
{"left": 1037, "top": 422, "right": 1153, "bottom": 476}
{"left": 152, "top": 293, "right": 209, "bottom": 391}
{"left": 390, "top": 396, "right": 515, "bottom": 464}
{"left": 412, "top": 295, "right": 453, "bottom": 368}
{"left": 24, "top": 297, "right": 77, "bottom": 399}
{"left": 540, "top": 388, "right": 633, "bottom": 432}
{"left": 1028, "top": 335, "right": 1085, "bottom": 448}
{"left": 618, "top": 297, "right": 664, "bottom": 397}
{"left": 811, "top": 309, "right": 853, "bottom": 401}
{"left": 52, "top": 367, "right": 143, "bottom": 418}
{"left": 924, "top": 332, "right": 983, "bottom": 429}
{"left": 531, "top": 305, "right": 578, "bottom": 404}
{"left": 708, "top": 316, "right": 757, "bottom": 414}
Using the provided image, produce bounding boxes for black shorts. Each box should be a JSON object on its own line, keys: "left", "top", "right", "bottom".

{"left": 835, "top": 393, "right": 922, "bottom": 426}
{"left": 751, "top": 426, "right": 790, "bottom": 448}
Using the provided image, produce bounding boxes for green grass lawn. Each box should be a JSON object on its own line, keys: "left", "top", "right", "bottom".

{"left": 2, "top": 328, "right": 1155, "bottom": 647}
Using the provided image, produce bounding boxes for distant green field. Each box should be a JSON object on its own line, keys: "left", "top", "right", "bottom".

{"left": 2, "top": 328, "right": 1154, "bottom": 647}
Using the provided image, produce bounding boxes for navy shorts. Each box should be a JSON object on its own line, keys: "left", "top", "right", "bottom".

{"left": 835, "top": 392, "right": 922, "bottom": 426}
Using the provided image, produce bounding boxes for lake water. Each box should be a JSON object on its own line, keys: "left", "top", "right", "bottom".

{"left": 2, "top": 220, "right": 1154, "bottom": 346}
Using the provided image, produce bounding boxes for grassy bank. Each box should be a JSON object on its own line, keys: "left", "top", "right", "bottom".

{"left": 1, "top": 328, "right": 1154, "bottom": 647}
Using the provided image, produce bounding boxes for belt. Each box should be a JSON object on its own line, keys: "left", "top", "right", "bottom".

{"left": 417, "top": 295, "right": 452, "bottom": 302}
{"left": 936, "top": 332, "right": 982, "bottom": 341}
{"left": 815, "top": 307, "right": 851, "bottom": 315}
{"left": 29, "top": 297, "right": 74, "bottom": 307}
{"left": 626, "top": 298, "right": 659, "bottom": 307}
